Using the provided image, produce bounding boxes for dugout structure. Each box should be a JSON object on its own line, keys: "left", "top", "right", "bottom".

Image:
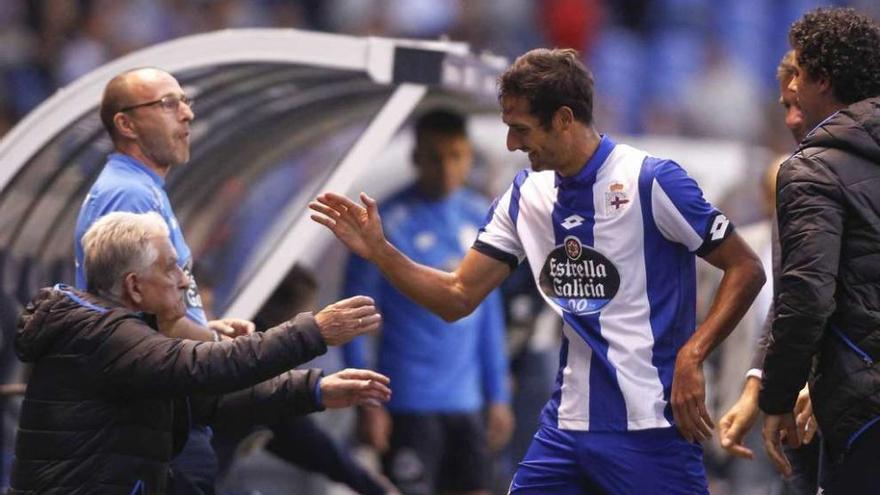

{"left": 0, "top": 29, "right": 506, "bottom": 320}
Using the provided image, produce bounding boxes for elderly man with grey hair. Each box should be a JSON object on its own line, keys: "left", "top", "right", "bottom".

{"left": 10, "top": 211, "right": 390, "bottom": 495}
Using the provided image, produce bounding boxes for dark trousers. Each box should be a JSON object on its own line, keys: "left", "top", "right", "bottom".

{"left": 169, "top": 425, "right": 218, "bottom": 495}
{"left": 825, "top": 419, "right": 880, "bottom": 494}
{"left": 782, "top": 437, "right": 821, "bottom": 495}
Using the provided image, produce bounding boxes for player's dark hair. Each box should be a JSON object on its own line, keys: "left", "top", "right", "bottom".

{"left": 498, "top": 48, "right": 594, "bottom": 129}
{"left": 789, "top": 7, "right": 880, "bottom": 104}
{"left": 414, "top": 109, "right": 467, "bottom": 142}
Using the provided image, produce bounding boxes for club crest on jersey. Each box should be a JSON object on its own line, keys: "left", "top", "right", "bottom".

{"left": 605, "top": 182, "right": 629, "bottom": 215}
{"left": 539, "top": 236, "right": 620, "bottom": 315}
{"left": 564, "top": 236, "right": 582, "bottom": 260}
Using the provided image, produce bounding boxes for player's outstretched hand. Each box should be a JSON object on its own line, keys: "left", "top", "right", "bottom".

{"left": 320, "top": 368, "right": 392, "bottom": 409}
{"left": 315, "top": 295, "right": 382, "bottom": 346}
{"left": 671, "top": 347, "right": 714, "bottom": 443}
{"left": 310, "top": 192, "right": 386, "bottom": 261}
{"left": 718, "top": 377, "right": 761, "bottom": 459}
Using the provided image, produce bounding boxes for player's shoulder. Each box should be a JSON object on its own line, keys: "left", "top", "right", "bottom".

{"left": 508, "top": 168, "right": 555, "bottom": 192}
{"left": 635, "top": 151, "right": 688, "bottom": 185}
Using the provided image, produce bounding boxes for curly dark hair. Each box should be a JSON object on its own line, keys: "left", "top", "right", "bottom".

{"left": 498, "top": 48, "right": 594, "bottom": 129}
{"left": 789, "top": 7, "right": 880, "bottom": 104}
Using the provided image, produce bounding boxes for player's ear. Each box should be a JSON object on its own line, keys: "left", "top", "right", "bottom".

{"left": 554, "top": 106, "right": 574, "bottom": 129}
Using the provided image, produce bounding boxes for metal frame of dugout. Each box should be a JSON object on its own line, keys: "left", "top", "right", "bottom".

{"left": 0, "top": 29, "right": 507, "bottom": 323}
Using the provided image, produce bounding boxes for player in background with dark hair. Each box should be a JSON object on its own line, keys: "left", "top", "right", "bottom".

{"left": 342, "top": 109, "right": 512, "bottom": 495}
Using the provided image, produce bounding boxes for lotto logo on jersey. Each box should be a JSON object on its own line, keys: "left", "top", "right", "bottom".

{"left": 708, "top": 214, "right": 730, "bottom": 241}
{"left": 538, "top": 236, "right": 620, "bottom": 315}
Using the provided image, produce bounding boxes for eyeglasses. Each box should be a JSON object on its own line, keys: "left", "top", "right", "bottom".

{"left": 118, "top": 94, "right": 193, "bottom": 113}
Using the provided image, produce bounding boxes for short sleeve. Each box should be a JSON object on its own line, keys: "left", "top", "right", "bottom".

{"left": 649, "top": 159, "right": 733, "bottom": 256}
{"left": 473, "top": 171, "right": 528, "bottom": 269}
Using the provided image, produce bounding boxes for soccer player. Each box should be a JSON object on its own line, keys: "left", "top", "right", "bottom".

{"left": 311, "top": 48, "right": 765, "bottom": 494}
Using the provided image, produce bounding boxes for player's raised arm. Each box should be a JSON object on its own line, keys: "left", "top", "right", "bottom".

{"left": 310, "top": 192, "right": 510, "bottom": 321}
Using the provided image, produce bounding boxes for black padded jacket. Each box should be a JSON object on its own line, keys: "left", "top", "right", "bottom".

{"left": 10, "top": 285, "right": 327, "bottom": 494}
{"left": 759, "top": 97, "right": 880, "bottom": 459}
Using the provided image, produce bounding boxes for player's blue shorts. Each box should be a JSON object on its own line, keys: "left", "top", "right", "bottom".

{"left": 509, "top": 424, "right": 708, "bottom": 495}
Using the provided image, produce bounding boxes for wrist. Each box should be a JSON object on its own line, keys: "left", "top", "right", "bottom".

{"left": 741, "top": 375, "right": 761, "bottom": 402}
{"left": 367, "top": 239, "right": 391, "bottom": 264}
{"left": 676, "top": 342, "right": 704, "bottom": 366}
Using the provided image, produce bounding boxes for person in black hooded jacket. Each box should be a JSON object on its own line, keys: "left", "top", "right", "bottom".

{"left": 759, "top": 7, "right": 880, "bottom": 493}
{"left": 10, "top": 211, "right": 390, "bottom": 495}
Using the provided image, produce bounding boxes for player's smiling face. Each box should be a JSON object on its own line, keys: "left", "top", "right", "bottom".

{"left": 502, "top": 95, "right": 565, "bottom": 173}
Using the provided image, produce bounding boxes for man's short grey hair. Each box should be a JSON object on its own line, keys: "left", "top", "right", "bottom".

{"left": 82, "top": 211, "right": 169, "bottom": 298}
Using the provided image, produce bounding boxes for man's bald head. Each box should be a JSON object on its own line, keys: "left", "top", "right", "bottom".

{"left": 99, "top": 68, "right": 171, "bottom": 142}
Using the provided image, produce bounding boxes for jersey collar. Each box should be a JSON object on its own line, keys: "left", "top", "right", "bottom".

{"left": 108, "top": 152, "right": 165, "bottom": 187}
{"left": 555, "top": 134, "right": 615, "bottom": 188}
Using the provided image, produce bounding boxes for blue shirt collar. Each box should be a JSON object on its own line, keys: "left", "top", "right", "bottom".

{"left": 555, "top": 135, "right": 615, "bottom": 188}
{"left": 108, "top": 152, "right": 165, "bottom": 187}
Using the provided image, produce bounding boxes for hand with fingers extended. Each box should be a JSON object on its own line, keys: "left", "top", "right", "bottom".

{"left": 315, "top": 295, "right": 382, "bottom": 346}
{"left": 320, "top": 368, "right": 392, "bottom": 409}
{"left": 671, "top": 346, "right": 714, "bottom": 443}
{"left": 309, "top": 192, "right": 386, "bottom": 261}
{"left": 762, "top": 412, "right": 800, "bottom": 476}
{"left": 718, "top": 376, "right": 761, "bottom": 459}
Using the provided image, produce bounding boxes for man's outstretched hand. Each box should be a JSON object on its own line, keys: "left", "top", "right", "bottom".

{"left": 320, "top": 368, "right": 392, "bottom": 409}
{"left": 310, "top": 192, "right": 386, "bottom": 261}
{"left": 315, "top": 295, "right": 382, "bottom": 346}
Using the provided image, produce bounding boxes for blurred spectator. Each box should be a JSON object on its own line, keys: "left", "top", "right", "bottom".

{"left": 342, "top": 109, "right": 512, "bottom": 495}
{"left": 0, "top": 0, "right": 873, "bottom": 144}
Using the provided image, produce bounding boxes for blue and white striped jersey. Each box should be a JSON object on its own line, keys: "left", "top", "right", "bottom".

{"left": 474, "top": 136, "right": 732, "bottom": 432}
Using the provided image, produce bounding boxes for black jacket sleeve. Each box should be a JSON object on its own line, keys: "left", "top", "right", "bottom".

{"left": 94, "top": 312, "right": 328, "bottom": 398}
{"left": 759, "top": 155, "right": 845, "bottom": 414}
{"left": 193, "top": 368, "right": 324, "bottom": 431}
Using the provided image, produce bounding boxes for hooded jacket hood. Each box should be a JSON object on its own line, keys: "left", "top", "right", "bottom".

{"left": 801, "top": 96, "right": 880, "bottom": 165}
{"left": 15, "top": 285, "right": 133, "bottom": 362}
